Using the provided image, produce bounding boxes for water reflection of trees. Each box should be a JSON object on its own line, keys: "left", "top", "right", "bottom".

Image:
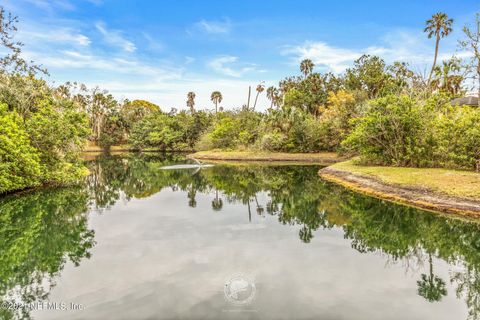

{"left": 0, "top": 188, "right": 95, "bottom": 319}
{"left": 85, "top": 154, "right": 480, "bottom": 318}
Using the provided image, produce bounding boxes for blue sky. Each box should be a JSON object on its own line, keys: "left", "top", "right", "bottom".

{"left": 2, "top": 0, "right": 479, "bottom": 110}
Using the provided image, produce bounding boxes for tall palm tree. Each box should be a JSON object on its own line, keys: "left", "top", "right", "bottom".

{"left": 254, "top": 195, "right": 264, "bottom": 217}
{"left": 253, "top": 82, "right": 265, "bottom": 110}
{"left": 211, "top": 190, "right": 223, "bottom": 211}
{"left": 210, "top": 91, "right": 222, "bottom": 113}
{"left": 187, "top": 185, "right": 197, "bottom": 208}
{"left": 300, "top": 59, "right": 315, "bottom": 77}
{"left": 417, "top": 253, "right": 447, "bottom": 302}
{"left": 186, "top": 91, "right": 196, "bottom": 113}
{"left": 266, "top": 86, "right": 279, "bottom": 109}
{"left": 424, "top": 12, "right": 454, "bottom": 84}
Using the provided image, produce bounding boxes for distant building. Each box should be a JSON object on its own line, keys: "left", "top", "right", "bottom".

{"left": 451, "top": 96, "right": 479, "bottom": 106}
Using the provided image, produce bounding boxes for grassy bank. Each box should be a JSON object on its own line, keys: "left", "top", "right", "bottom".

{"left": 189, "top": 150, "right": 344, "bottom": 164}
{"left": 330, "top": 160, "right": 480, "bottom": 200}
{"left": 320, "top": 160, "right": 480, "bottom": 217}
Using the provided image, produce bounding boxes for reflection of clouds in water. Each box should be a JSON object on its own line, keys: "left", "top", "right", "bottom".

{"left": 22, "top": 155, "right": 480, "bottom": 320}
{"left": 224, "top": 224, "right": 267, "bottom": 231}
{"left": 35, "top": 190, "right": 465, "bottom": 320}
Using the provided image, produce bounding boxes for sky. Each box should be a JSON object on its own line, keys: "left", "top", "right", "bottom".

{"left": 2, "top": 0, "right": 479, "bottom": 111}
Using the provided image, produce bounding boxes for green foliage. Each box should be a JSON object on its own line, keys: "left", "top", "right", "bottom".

{"left": 129, "top": 111, "right": 211, "bottom": 151}
{"left": 0, "top": 187, "right": 94, "bottom": 319}
{"left": 344, "top": 94, "right": 480, "bottom": 169}
{"left": 0, "top": 9, "right": 91, "bottom": 193}
{"left": 121, "top": 99, "right": 160, "bottom": 132}
{"left": 343, "top": 95, "right": 431, "bottom": 166}
{"left": 345, "top": 55, "right": 416, "bottom": 98}
{"left": 196, "top": 110, "right": 262, "bottom": 150}
{"left": 259, "top": 132, "right": 287, "bottom": 151}
{"left": 0, "top": 103, "right": 41, "bottom": 193}
{"left": 209, "top": 117, "right": 239, "bottom": 148}
{"left": 25, "top": 99, "right": 90, "bottom": 185}
{"left": 433, "top": 105, "right": 480, "bottom": 169}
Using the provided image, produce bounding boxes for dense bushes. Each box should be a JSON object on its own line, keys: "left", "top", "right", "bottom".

{"left": 433, "top": 105, "right": 480, "bottom": 169}
{"left": 343, "top": 95, "right": 430, "bottom": 166}
{"left": 0, "top": 8, "right": 92, "bottom": 194}
{"left": 129, "top": 111, "right": 211, "bottom": 151}
{"left": 0, "top": 103, "right": 41, "bottom": 193}
{"left": 0, "top": 94, "right": 90, "bottom": 194}
{"left": 343, "top": 94, "right": 480, "bottom": 169}
{"left": 26, "top": 99, "right": 90, "bottom": 184}
{"left": 196, "top": 109, "right": 262, "bottom": 150}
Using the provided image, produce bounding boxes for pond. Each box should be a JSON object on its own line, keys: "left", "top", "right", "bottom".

{"left": 1, "top": 153, "right": 480, "bottom": 320}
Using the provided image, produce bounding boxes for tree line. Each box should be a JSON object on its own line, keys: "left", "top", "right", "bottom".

{"left": 1, "top": 8, "right": 480, "bottom": 194}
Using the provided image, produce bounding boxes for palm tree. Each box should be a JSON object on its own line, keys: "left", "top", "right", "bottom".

{"left": 266, "top": 86, "right": 279, "bottom": 109}
{"left": 186, "top": 91, "right": 196, "bottom": 113}
{"left": 210, "top": 91, "right": 222, "bottom": 113}
{"left": 253, "top": 82, "right": 265, "bottom": 110}
{"left": 430, "top": 57, "right": 463, "bottom": 95}
{"left": 254, "top": 195, "right": 264, "bottom": 217}
{"left": 300, "top": 59, "right": 315, "bottom": 77}
{"left": 424, "top": 12, "right": 454, "bottom": 84}
{"left": 417, "top": 253, "right": 447, "bottom": 302}
{"left": 187, "top": 185, "right": 197, "bottom": 208}
{"left": 211, "top": 190, "right": 223, "bottom": 211}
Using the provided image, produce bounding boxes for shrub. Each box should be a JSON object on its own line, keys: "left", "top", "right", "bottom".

{"left": 0, "top": 103, "right": 41, "bottom": 193}
{"left": 25, "top": 99, "right": 90, "bottom": 184}
{"left": 209, "top": 117, "right": 239, "bottom": 149}
{"left": 259, "top": 132, "right": 287, "bottom": 151}
{"left": 343, "top": 94, "right": 432, "bottom": 166}
{"left": 433, "top": 106, "right": 480, "bottom": 169}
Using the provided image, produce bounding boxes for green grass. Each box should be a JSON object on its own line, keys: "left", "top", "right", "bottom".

{"left": 330, "top": 160, "right": 480, "bottom": 200}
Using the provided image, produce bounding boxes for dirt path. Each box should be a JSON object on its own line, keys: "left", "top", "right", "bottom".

{"left": 319, "top": 167, "right": 480, "bottom": 218}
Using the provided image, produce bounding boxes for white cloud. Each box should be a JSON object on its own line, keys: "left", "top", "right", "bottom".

{"left": 283, "top": 42, "right": 360, "bottom": 73}
{"left": 195, "top": 19, "right": 231, "bottom": 34}
{"left": 185, "top": 56, "right": 195, "bottom": 64}
{"left": 142, "top": 32, "right": 164, "bottom": 52}
{"left": 27, "top": 49, "right": 182, "bottom": 80}
{"left": 208, "top": 56, "right": 257, "bottom": 77}
{"left": 95, "top": 21, "right": 136, "bottom": 52}
{"left": 23, "top": 0, "right": 76, "bottom": 11}
{"left": 20, "top": 28, "right": 91, "bottom": 47}
{"left": 283, "top": 29, "right": 466, "bottom": 73}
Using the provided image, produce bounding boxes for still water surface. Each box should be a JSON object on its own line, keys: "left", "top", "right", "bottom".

{"left": 1, "top": 153, "right": 480, "bottom": 319}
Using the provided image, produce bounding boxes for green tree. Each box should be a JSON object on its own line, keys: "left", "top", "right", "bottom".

{"left": 253, "top": 82, "right": 265, "bottom": 110}
{"left": 459, "top": 13, "right": 480, "bottom": 106}
{"left": 210, "top": 91, "right": 222, "bottom": 113}
{"left": 211, "top": 190, "right": 223, "bottom": 211}
{"left": 121, "top": 99, "right": 160, "bottom": 128}
{"left": 343, "top": 94, "right": 430, "bottom": 166}
{"left": 300, "top": 58, "right": 315, "bottom": 77}
{"left": 424, "top": 12, "right": 454, "bottom": 84}
{"left": 345, "top": 55, "right": 391, "bottom": 99}
{"left": 266, "top": 86, "right": 279, "bottom": 109}
{"left": 0, "top": 103, "right": 41, "bottom": 193}
{"left": 187, "top": 91, "right": 196, "bottom": 113}
{"left": 430, "top": 57, "right": 464, "bottom": 95}
{"left": 417, "top": 253, "right": 448, "bottom": 302}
